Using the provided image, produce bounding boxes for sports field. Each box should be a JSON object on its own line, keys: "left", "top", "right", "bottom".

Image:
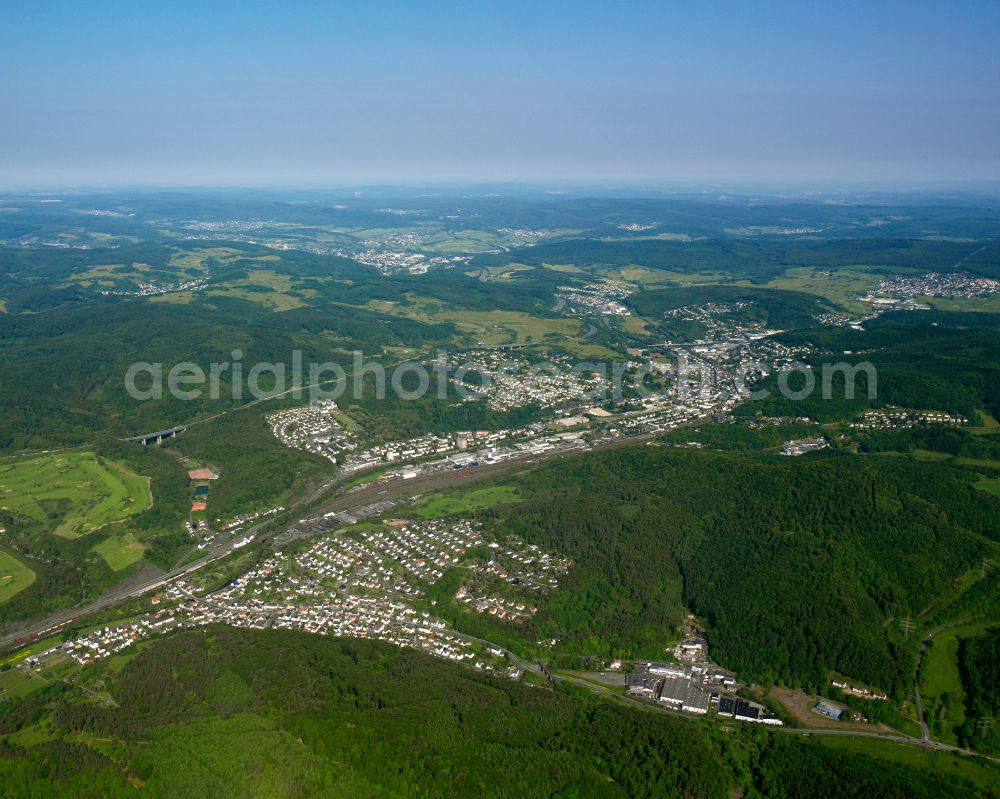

{"left": 0, "top": 451, "right": 151, "bottom": 538}
{"left": 0, "top": 549, "right": 35, "bottom": 603}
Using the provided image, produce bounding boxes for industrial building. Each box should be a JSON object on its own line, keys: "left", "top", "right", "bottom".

{"left": 657, "top": 677, "right": 710, "bottom": 714}
{"left": 813, "top": 700, "right": 843, "bottom": 720}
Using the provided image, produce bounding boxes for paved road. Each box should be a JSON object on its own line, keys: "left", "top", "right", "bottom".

{"left": 6, "top": 444, "right": 998, "bottom": 765}
{"left": 552, "top": 671, "right": 1000, "bottom": 762}
{"left": 0, "top": 515, "right": 277, "bottom": 650}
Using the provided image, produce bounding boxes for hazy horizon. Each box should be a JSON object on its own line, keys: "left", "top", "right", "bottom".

{"left": 3, "top": 1, "right": 999, "bottom": 187}
{"left": 3, "top": 180, "right": 1000, "bottom": 199}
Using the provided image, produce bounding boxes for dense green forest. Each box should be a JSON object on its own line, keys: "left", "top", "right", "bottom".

{"left": 3, "top": 194, "right": 1000, "bottom": 794}
{"left": 454, "top": 445, "right": 1000, "bottom": 693}
{"left": 658, "top": 422, "right": 821, "bottom": 452}
{"left": 628, "top": 284, "right": 838, "bottom": 336}
{"left": 859, "top": 425, "right": 1000, "bottom": 460}
{"left": 1, "top": 627, "right": 993, "bottom": 798}
{"left": 5, "top": 190, "right": 999, "bottom": 245}
{"left": 735, "top": 319, "right": 1000, "bottom": 422}
{"left": 478, "top": 237, "right": 1000, "bottom": 281}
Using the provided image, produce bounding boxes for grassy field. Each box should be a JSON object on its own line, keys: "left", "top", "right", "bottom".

{"left": 341, "top": 468, "right": 387, "bottom": 489}
{"left": 920, "top": 620, "right": 998, "bottom": 745}
{"left": 72, "top": 247, "right": 276, "bottom": 289}
{"left": 541, "top": 262, "right": 587, "bottom": 274}
{"left": 5, "top": 717, "right": 60, "bottom": 748}
{"left": 372, "top": 299, "right": 621, "bottom": 358}
{"left": 0, "top": 549, "right": 35, "bottom": 603}
{"left": 0, "top": 451, "right": 151, "bottom": 539}
{"left": 413, "top": 485, "right": 521, "bottom": 518}
{"left": 954, "top": 456, "right": 1000, "bottom": 470}
{"left": 972, "top": 410, "right": 1000, "bottom": 431}
{"left": 168, "top": 246, "right": 264, "bottom": 271}
{"left": 615, "top": 313, "right": 656, "bottom": 339}
{"left": 153, "top": 269, "right": 313, "bottom": 311}
{"left": 333, "top": 411, "right": 362, "bottom": 433}
{"left": 818, "top": 735, "right": 1000, "bottom": 793}
{"left": 974, "top": 477, "right": 1000, "bottom": 497}
{"left": 873, "top": 448, "right": 1000, "bottom": 475}
{"left": 738, "top": 265, "right": 880, "bottom": 312}
{"left": 412, "top": 306, "right": 580, "bottom": 343}
{"left": 0, "top": 667, "right": 48, "bottom": 700}
{"left": 92, "top": 533, "right": 147, "bottom": 571}
{"left": 602, "top": 267, "right": 729, "bottom": 286}
{"left": 477, "top": 264, "right": 537, "bottom": 279}
{"left": 422, "top": 228, "right": 583, "bottom": 255}
{"left": 928, "top": 295, "right": 1000, "bottom": 313}
{"left": 908, "top": 449, "right": 951, "bottom": 462}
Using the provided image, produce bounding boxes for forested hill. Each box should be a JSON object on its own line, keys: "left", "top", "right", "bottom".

{"left": 628, "top": 284, "right": 838, "bottom": 331}
{"left": 1, "top": 627, "right": 993, "bottom": 799}
{"left": 491, "top": 445, "right": 1000, "bottom": 693}
{"left": 734, "top": 320, "right": 1000, "bottom": 423}
{"left": 473, "top": 237, "right": 1000, "bottom": 280}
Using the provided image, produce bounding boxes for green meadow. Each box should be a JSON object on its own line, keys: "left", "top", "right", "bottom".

{"left": 0, "top": 549, "right": 35, "bottom": 603}
{"left": 413, "top": 485, "right": 521, "bottom": 518}
{"left": 973, "top": 477, "right": 1000, "bottom": 497}
{"left": 0, "top": 666, "right": 48, "bottom": 700}
{"left": 92, "top": 533, "right": 147, "bottom": 571}
{"left": 0, "top": 451, "right": 151, "bottom": 539}
{"left": 920, "top": 621, "right": 999, "bottom": 745}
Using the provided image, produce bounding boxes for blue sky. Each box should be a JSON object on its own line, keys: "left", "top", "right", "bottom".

{"left": 2, "top": 1, "right": 999, "bottom": 187}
